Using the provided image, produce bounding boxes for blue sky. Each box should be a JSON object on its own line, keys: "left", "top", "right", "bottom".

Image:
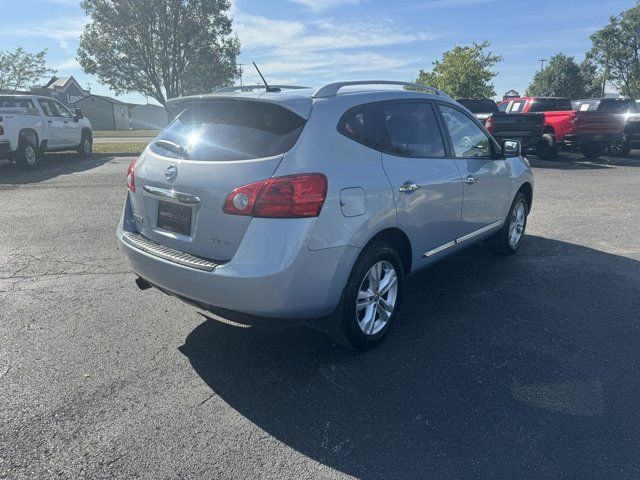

{"left": 3, "top": 0, "right": 636, "bottom": 105}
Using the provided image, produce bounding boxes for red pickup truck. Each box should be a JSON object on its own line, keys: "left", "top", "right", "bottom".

{"left": 497, "top": 97, "right": 625, "bottom": 158}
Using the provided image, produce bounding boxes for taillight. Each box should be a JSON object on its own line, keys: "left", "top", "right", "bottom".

{"left": 126, "top": 158, "right": 137, "bottom": 192}
{"left": 485, "top": 116, "right": 494, "bottom": 133}
{"left": 569, "top": 111, "right": 578, "bottom": 129}
{"left": 0, "top": 116, "right": 4, "bottom": 136}
{"left": 223, "top": 173, "right": 327, "bottom": 218}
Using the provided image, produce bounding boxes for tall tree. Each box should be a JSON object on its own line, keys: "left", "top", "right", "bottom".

{"left": 77, "top": 0, "right": 240, "bottom": 105}
{"left": 588, "top": 2, "right": 640, "bottom": 98}
{"left": 416, "top": 41, "right": 502, "bottom": 98}
{"left": 0, "top": 47, "right": 55, "bottom": 93}
{"left": 526, "top": 53, "right": 595, "bottom": 99}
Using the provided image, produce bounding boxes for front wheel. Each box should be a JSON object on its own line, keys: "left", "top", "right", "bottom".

{"left": 582, "top": 143, "right": 605, "bottom": 158}
{"left": 490, "top": 192, "right": 529, "bottom": 255}
{"left": 332, "top": 242, "right": 404, "bottom": 350}
{"left": 606, "top": 141, "right": 631, "bottom": 157}
{"left": 77, "top": 134, "right": 93, "bottom": 158}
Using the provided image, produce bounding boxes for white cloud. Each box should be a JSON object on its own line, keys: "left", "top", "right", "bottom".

{"left": 0, "top": 17, "right": 87, "bottom": 50}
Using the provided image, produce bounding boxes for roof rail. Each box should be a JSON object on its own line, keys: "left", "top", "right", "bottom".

{"left": 313, "top": 81, "right": 448, "bottom": 99}
{"left": 214, "top": 85, "right": 310, "bottom": 94}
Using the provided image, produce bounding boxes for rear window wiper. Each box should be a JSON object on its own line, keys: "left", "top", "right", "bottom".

{"left": 153, "top": 139, "right": 189, "bottom": 159}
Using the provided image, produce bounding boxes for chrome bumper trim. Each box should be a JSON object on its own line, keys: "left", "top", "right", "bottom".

{"left": 422, "top": 221, "right": 502, "bottom": 258}
{"left": 122, "top": 232, "right": 220, "bottom": 271}
{"left": 142, "top": 185, "right": 201, "bottom": 206}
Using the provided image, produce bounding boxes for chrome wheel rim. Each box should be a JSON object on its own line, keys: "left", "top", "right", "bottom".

{"left": 84, "top": 139, "right": 92, "bottom": 154}
{"left": 356, "top": 261, "right": 398, "bottom": 336}
{"left": 25, "top": 146, "right": 36, "bottom": 166}
{"left": 508, "top": 200, "right": 526, "bottom": 248}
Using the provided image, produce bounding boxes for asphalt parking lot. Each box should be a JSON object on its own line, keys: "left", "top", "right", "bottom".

{"left": 1, "top": 151, "right": 639, "bottom": 479}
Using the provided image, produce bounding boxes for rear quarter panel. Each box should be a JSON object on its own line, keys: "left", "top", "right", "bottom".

{"left": 272, "top": 98, "right": 397, "bottom": 251}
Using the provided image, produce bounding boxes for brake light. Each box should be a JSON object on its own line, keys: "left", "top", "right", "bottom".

{"left": 485, "top": 116, "right": 494, "bottom": 133}
{"left": 126, "top": 158, "right": 137, "bottom": 192}
{"left": 223, "top": 173, "right": 327, "bottom": 218}
{"left": 0, "top": 116, "right": 4, "bottom": 135}
{"left": 569, "top": 111, "right": 578, "bottom": 129}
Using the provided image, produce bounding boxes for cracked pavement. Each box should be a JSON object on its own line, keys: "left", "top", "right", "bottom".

{"left": 1, "top": 152, "right": 639, "bottom": 479}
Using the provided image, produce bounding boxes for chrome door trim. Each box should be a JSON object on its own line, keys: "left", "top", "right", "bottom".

{"left": 423, "top": 241, "right": 456, "bottom": 258}
{"left": 421, "top": 220, "right": 502, "bottom": 258}
{"left": 456, "top": 220, "right": 502, "bottom": 244}
{"left": 142, "top": 185, "right": 201, "bottom": 206}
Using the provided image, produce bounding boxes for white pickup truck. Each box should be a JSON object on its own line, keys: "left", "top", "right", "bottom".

{"left": 0, "top": 95, "right": 93, "bottom": 169}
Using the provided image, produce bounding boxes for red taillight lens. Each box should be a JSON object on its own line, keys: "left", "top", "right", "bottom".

{"left": 223, "top": 173, "right": 327, "bottom": 218}
{"left": 485, "top": 116, "right": 494, "bottom": 133}
{"left": 126, "top": 158, "right": 137, "bottom": 192}
{"left": 0, "top": 117, "right": 4, "bottom": 136}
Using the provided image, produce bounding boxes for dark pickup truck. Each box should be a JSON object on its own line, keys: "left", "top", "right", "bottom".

{"left": 573, "top": 98, "right": 639, "bottom": 156}
{"left": 457, "top": 98, "right": 549, "bottom": 157}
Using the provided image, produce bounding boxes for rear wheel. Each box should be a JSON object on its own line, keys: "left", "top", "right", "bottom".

{"left": 606, "top": 141, "right": 631, "bottom": 157}
{"left": 490, "top": 192, "right": 529, "bottom": 255}
{"left": 77, "top": 132, "right": 93, "bottom": 158}
{"left": 333, "top": 242, "right": 404, "bottom": 350}
{"left": 538, "top": 133, "right": 558, "bottom": 159}
{"left": 15, "top": 138, "right": 39, "bottom": 170}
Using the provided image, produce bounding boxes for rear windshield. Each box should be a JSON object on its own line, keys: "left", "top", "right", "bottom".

{"left": 151, "top": 100, "right": 306, "bottom": 161}
{"left": 597, "top": 99, "right": 635, "bottom": 113}
{"left": 529, "top": 99, "right": 573, "bottom": 112}
{"left": 457, "top": 99, "right": 498, "bottom": 114}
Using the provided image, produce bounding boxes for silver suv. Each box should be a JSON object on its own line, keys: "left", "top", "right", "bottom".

{"left": 117, "top": 81, "right": 533, "bottom": 349}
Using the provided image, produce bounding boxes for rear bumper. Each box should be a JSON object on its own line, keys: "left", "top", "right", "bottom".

{"left": 117, "top": 210, "right": 359, "bottom": 320}
{"left": 563, "top": 133, "right": 624, "bottom": 147}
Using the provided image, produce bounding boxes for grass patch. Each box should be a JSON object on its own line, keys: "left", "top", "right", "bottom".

{"left": 93, "top": 130, "right": 160, "bottom": 138}
{"left": 92, "top": 143, "right": 148, "bottom": 155}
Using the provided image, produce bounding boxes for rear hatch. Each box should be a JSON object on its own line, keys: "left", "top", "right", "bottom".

{"left": 574, "top": 111, "right": 625, "bottom": 135}
{"left": 130, "top": 97, "right": 310, "bottom": 261}
{"left": 490, "top": 112, "right": 545, "bottom": 138}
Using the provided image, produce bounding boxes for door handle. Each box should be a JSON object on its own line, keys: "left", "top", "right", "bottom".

{"left": 464, "top": 176, "right": 478, "bottom": 185}
{"left": 47, "top": 120, "right": 53, "bottom": 123}
{"left": 399, "top": 183, "right": 421, "bottom": 193}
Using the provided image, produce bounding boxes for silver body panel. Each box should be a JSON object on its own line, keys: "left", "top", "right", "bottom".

{"left": 118, "top": 86, "right": 534, "bottom": 319}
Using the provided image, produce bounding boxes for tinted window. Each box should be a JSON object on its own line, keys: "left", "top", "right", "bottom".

{"left": 151, "top": 100, "right": 306, "bottom": 161}
{"left": 529, "top": 99, "right": 573, "bottom": 112}
{"left": 382, "top": 102, "right": 446, "bottom": 158}
{"left": 457, "top": 99, "right": 498, "bottom": 114}
{"left": 439, "top": 105, "right": 492, "bottom": 158}
{"left": 509, "top": 100, "right": 527, "bottom": 113}
{"left": 497, "top": 102, "right": 509, "bottom": 112}
{"left": 53, "top": 101, "right": 72, "bottom": 118}
{"left": 38, "top": 99, "right": 57, "bottom": 117}
{"left": 338, "top": 104, "right": 380, "bottom": 149}
{"left": 598, "top": 99, "right": 635, "bottom": 113}
{"left": 0, "top": 97, "right": 36, "bottom": 112}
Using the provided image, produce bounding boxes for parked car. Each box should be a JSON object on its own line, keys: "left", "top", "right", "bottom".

{"left": 0, "top": 95, "right": 93, "bottom": 169}
{"left": 117, "top": 81, "right": 534, "bottom": 350}
{"left": 497, "top": 97, "right": 625, "bottom": 158}
{"left": 457, "top": 98, "right": 548, "bottom": 158}
{"left": 573, "top": 98, "right": 639, "bottom": 156}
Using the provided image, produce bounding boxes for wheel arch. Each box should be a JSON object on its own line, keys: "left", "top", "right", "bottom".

{"left": 362, "top": 227, "right": 412, "bottom": 276}
{"left": 517, "top": 181, "right": 533, "bottom": 211}
{"left": 18, "top": 128, "right": 39, "bottom": 148}
{"left": 80, "top": 127, "right": 92, "bottom": 138}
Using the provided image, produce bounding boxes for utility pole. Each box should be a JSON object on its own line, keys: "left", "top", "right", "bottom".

{"left": 538, "top": 59, "right": 547, "bottom": 72}
{"left": 237, "top": 63, "right": 245, "bottom": 87}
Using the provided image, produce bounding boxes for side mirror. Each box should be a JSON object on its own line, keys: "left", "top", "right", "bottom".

{"left": 74, "top": 108, "right": 83, "bottom": 121}
{"left": 502, "top": 139, "right": 521, "bottom": 157}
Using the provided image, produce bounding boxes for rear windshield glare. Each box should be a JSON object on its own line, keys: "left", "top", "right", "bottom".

{"left": 458, "top": 99, "right": 498, "bottom": 114}
{"left": 151, "top": 100, "right": 306, "bottom": 161}
{"left": 529, "top": 99, "right": 573, "bottom": 112}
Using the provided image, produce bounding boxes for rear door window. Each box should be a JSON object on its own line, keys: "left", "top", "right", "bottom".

{"left": 152, "top": 100, "right": 306, "bottom": 161}
{"left": 439, "top": 105, "right": 493, "bottom": 158}
{"left": 338, "top": 103, "right": 381, "bottom": 149}
{"left": 381, "top": 102, "right": 446, "bottom": 158}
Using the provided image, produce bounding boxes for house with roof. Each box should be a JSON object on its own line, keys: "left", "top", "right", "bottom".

{"left": 32, "top": 76, "right": 90, "bottom": 108}
{"left": 74, "top": 94, "right": 131, "bottom": 131}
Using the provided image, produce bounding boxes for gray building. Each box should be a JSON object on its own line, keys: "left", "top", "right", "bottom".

{"left": 75, "top": 94, "right": 131, "bottom": 131}
{"left": 129, "top": 103, "right": 168, "bottom": 130}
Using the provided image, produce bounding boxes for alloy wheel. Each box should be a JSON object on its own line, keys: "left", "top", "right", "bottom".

{"left": 25, "top": 146, "right": 36, "bottom": 166}
{"left": 356, "top": 261, "right": 398, "bottom": 336}
{"left": 508, "top": 200, "right": 526, "bottom": 248}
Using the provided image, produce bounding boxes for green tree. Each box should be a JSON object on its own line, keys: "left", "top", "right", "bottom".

{"left": 588, "top": 2, "right": 640, "bottom": 98}
{"left": 0, "top": 47, "right": 55, "bottom": 93}
{"left": 77, "top": 0, "right": 240, "bottom": 105}
{"left": 526, "top": 53, "right": 595, "bottom": 99}
{"left": 416, "top": 41, "right": 502, "bottom": 98}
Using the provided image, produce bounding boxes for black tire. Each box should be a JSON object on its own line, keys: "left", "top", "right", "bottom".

{"left": 538, "top": 133, "right": 559, "bottom": 160}
{"left": 489, "top": 191, "right": 529, "bottom": 256}
{"left": 15, "top": 137, "right": 39, "bottom": 170}
{"left": 77, "top": 132, "right": 93, "bottom": 158}
{"left": 606, "top": 142, "right": 631, "bottom": 157}
{"left": 582, "top": 143, "right": 604, "bottom": 159}
{"left": 332, "top": 242, "right": 405, "bottom": 350}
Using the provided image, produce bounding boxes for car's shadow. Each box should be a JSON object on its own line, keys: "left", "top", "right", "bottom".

{"left": 0, "top": 152, "right": 128, "bottom": 185}
{"left": 529, "top": 151, "right": 640, "bottom": 170}
{"left": 179, "top": 236, "right": 640, "bottom": 479}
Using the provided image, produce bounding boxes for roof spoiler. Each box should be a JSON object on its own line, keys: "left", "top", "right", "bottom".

{"left": 313, "top": 81, "right": 449, "bottom": 99}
